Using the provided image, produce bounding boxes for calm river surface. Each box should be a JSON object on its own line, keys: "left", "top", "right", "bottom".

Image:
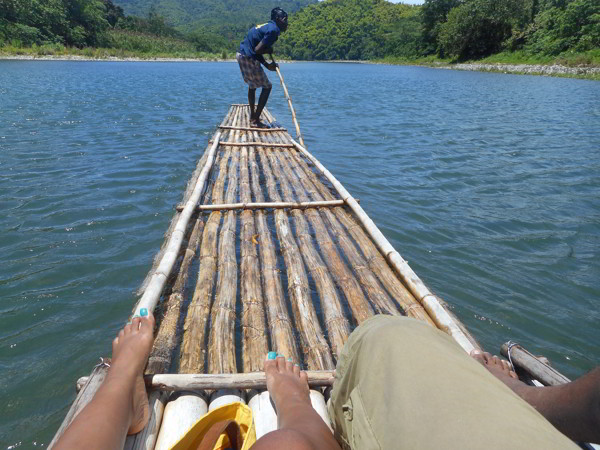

{"left": 1, "top": 61, "right": 599, "bottom": 448}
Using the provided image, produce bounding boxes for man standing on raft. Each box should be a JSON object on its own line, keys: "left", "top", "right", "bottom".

{"left": 237, "top": 7, "right": 288, "bottom": 128}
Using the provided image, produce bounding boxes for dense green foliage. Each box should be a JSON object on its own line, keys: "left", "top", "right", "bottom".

{"left": 278, "top": 0, "right": 421, "bottom": 60}
{"left": 424, "top": 0, "right": 599, "bottom": 60}
{"left": 1, "top": 0, "right": 598, "bottom": 65}
{"left": 113, "top": 0, "right": 317, "bottom": 37}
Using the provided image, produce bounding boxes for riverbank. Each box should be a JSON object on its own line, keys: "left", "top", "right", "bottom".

{"left": 2, "top": 53, "right": 599, "bottom": 80}
{"left": 445, "top": 62, "right": 600, "bottom": 80}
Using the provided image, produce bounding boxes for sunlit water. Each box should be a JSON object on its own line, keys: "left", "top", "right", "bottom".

{"left": 1, "top": 61, "right": 598, "bottom": 448}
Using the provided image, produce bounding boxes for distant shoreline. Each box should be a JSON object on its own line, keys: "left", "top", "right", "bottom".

{"left": 1, "top": 54, "right": 598, "bottom": 79}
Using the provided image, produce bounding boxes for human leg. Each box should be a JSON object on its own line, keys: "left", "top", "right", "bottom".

{"left": 252, "top": 87, "right": 271, "bottom": 126}
{"left": 54, "top": 313, "right": 154, "bottom": 450}
{"left": 248, "top": 88, "right": 256, "bottom": 122}
{"left": 473, "top": 351, "right": 600, "bottom": 443}
{"left": 327, "top": 315, "right": 579, "bottom": 450}
{"left": 252, "top": 354, "right": 341, "bottom": 450}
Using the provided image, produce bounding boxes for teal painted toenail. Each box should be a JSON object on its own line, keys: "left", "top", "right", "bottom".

{"left": 268, "top": 352, "right": 277, "bottom": 360}
{"left": 140, "top": 308, "right": 148, "bottom": 317}
{"left": 287, "top": 358, "right": 293, "bottom": 362}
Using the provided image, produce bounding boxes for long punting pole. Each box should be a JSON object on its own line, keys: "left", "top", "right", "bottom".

{"left": 288, "top": 137, "right": 478, "bottom": 354}
{"left": 275, "top": 65, "right": 305, "bottom": 147}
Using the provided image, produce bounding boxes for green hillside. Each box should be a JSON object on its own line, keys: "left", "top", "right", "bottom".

{"left": 278, "top": 0, "right": 421, "bottom": 60}
{"left": 112, "top": 0, "right": 318, "bottom": 35}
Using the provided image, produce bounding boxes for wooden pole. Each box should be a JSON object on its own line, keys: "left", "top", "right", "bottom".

{"left": 289, "top": 137, "right": 478, "bottom": 353}
{"left": 255, "top": 132, "right": 333, "bottom": 370}
{"left": 500, "top": 342, "right": 570, "bottom": 386}
{"left": 179, "top": 110, "right": 236, "bottom": 374}
{"left": 239, "top": 109, "right": 269, "bottom": 372}
{"left": 207, "top": 114, "right": 240, "bottom": 375}
{"left": 210, "top": 141, "right": 295, "bottom": 148}
{"left": 175, "top": 199, "right": 347, "bottom": 212}
{"left": 284, "top": 152, "right": 401, "bottom": 319}
{"left": 219, "top": 125, "right": 287, "bottom": 132}
{"left": 248, "top": 117, "right": 300, "bottom": 362}
{"left": 265, "top": 144, "right": 350, "bottom": 357}
{"left": 261, "top": 109, "right": 429, "bottom": 322}
{"left": 146, "top": 371, "right": 335, "bottom": 391}
{"left": 274, "top": 65, "right": 305, "bottom": 147}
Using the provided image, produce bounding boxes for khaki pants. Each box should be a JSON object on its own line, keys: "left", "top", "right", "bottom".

{"left": 327, "top": 315, "right": 578, "bottom": 449}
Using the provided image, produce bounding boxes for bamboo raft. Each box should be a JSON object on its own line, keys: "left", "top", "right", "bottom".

{"left": 50, "top": 104, "right": 581, "bottom": 449}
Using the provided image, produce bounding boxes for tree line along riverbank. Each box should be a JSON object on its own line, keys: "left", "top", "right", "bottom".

{"left": 1, "top": 0, "right": 598, "bottom": 78}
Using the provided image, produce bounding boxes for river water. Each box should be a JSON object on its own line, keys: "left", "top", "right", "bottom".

{"left": 1, "top": 61, "right": 598, "bottom": 448}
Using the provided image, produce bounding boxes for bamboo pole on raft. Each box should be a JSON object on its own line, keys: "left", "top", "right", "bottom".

{"left": 238, "top": 108, "right": 269, "bottom": 372}
{"left": 253, "top": 119, "right": 332, "bottom": 429}
{"left": 283, "top": 149, "right": 401, "bottom": 319}
{"left": 272, "top": 131, "right": 374, "bottom": 325}
{"left": 254, "top": 131, "right": 334, "bottom": 370}
{"left": 179, "top": 110, "right": 237, "bottom": 374}
{"left": 155, "top": 108, "right": 243, "bottom": 450}
{"left": 248, "top": 133, "right": 300, "bottom": 362}
{"left": 265, "top": 143, "right": 351, "bottom": 357}
{"left": 206, "top": 107, "right": 246, "bottom": 410}
{"left": 261, "top": 109, "right": 432, "bottom": 323}
{"left": 288, "top": 135, "right": 479, "bottom": 353}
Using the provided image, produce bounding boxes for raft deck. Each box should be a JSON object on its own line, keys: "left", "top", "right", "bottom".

{"left": 51, "top": 105, "right": 481, "bottom": 449}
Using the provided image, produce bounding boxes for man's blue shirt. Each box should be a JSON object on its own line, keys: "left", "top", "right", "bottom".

{"left": 239, "top": 20, "right": 280, "bottom": 60}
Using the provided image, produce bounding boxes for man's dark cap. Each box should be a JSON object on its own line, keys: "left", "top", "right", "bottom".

{"left": 271, "top": 7, "right": 288, "bottom": 21}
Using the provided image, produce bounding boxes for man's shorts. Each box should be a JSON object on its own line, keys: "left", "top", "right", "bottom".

{"left": 236, "top": 52, "right": 272, "bottom": 90}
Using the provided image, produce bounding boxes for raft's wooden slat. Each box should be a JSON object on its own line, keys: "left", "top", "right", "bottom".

{"left": 256, "top": 135, "right": 333, "bottom": 370}
{"left": 265, "top": 134, "right": 350, "bottom": 358}
{"left": 208, "top": 113, "right": 241, "bottom": 375}
{"left": 289, "top": 136, "right": 477, "bottom": 352}
{"left": 176, "top": 199, "right": 347, "bottom": 212}
{"left": 248, "top": 133, "right": 300, "bottom": 361}
{"left": 179, "top": 119, "right": 235, "bottom": 374}
{"left": 147, "top": 217, "right": 204, "bottom": 374}
{"left": 274, "top": 131, "right": 374, "bottom": 326}
{"left": 219, "top": 125, "right": 286, "bottom": 132}
{"left": 239, "top": 109, "right": 269, "bottom": 372}
{"left": 146, "top": 371, "right": 335, "bottom": 391}
{"left": 214, "top": 141, "right": 294, "bottom": 148}
{"left": 501, "top": 343, "right": 570, "bottom": 386}
{"left": 284, "top": 151, "right": 401, "bottom": 319}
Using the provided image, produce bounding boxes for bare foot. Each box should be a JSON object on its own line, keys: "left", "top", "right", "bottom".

{"left": 253, "top": 354, "right": 340, "bottom": 450}
{"left": 110, "top": 313, "right": 155, "bottom": 435}
{"left": 265, "top": 354, "right": 311, "bottom": 414}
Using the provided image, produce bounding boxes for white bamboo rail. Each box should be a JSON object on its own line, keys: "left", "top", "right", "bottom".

{"left": 289, "top": 138, "right": 477, "bottom": 354}
{"left": 132, "top": 133, "right": 222, "bottom": 317}
{"left": 145, "top": 371, "right": 335, "bottom": 391}
{"left": 175, "top": 199, "right": 346, "bottom": 212}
